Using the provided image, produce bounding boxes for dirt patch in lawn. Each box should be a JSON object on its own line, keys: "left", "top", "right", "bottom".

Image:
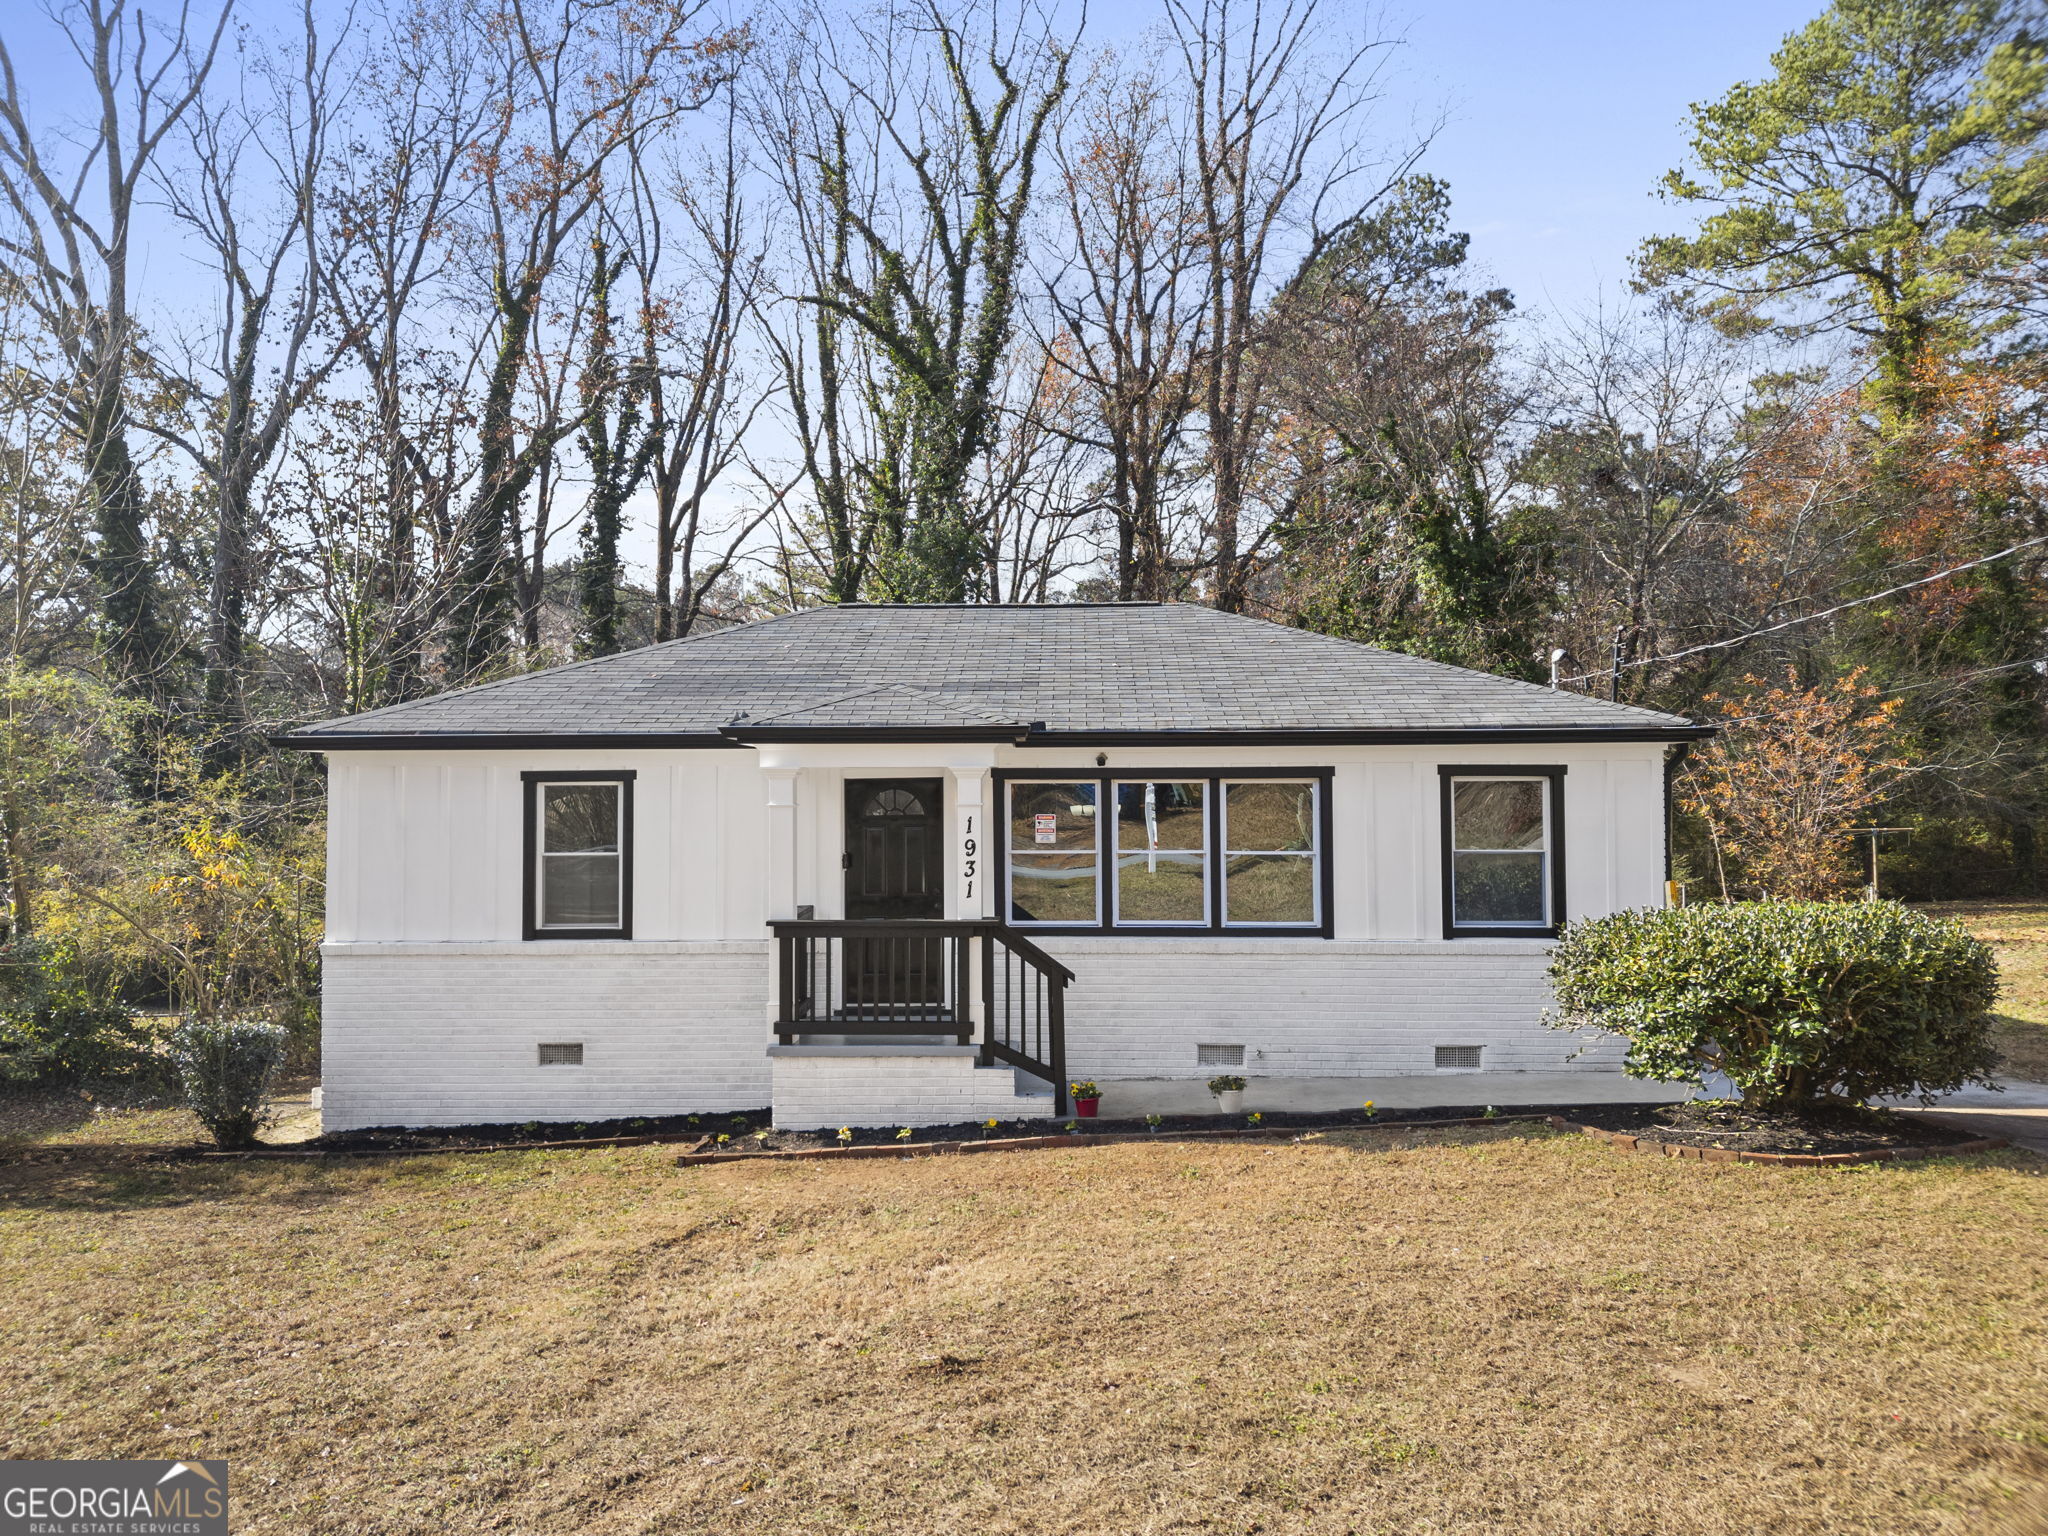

{"left": 0, "top": 1082, "right": 197, "bottom": 1149}
{"left": 1570, "top": 1099, "right": 1981, "bottom": 1156}
{"left": 0, "top": 1124, "right": 2042, "bottom": 1536}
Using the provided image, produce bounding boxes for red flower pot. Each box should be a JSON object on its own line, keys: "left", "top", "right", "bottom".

{"left": 1074, "top": 1097, "right": 1100, "bottom": 1118}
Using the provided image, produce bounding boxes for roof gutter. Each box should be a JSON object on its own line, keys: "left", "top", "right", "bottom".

{"left": 276, "top": 721, "right": 1715, "bottom": 752}
{"left": 270, "top": 731, "right": 745, "bottom": 751}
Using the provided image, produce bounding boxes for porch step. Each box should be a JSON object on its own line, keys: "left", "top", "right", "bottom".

{"left": 768, "top": 1044, "right": 1058, "bottom": 1131}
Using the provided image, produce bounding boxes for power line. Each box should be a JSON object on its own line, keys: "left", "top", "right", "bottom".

{"left": 1716, "top": 653, "right": 2048, "bottom": 726}
{"left": 1561, "top": 531, "right": 2048, "bottom": 685}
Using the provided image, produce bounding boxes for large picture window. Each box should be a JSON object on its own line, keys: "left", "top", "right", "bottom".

{"left": 1007, "top": 779, "right": 1101, "bottom": 924}
{"left": 1001, "top": 770, "right": 1328, "bottom": 935}
{"left": 1439, "top": 766, "right": 1564, "bottom": 938}
{"left": 522, "top": 771, "right": 635, "bottom": 939}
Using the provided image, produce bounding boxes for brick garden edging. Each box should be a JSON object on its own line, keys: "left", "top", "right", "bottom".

{"left": 1547, "top": 1114, "right": 2007, "bottom": 1167}
{"left": 672, "top": 1112, "right": 1557, "bottom": 1166}
{"left": 154, "top": 1111, "right": 2008, "bottom": 1166}
{"left": 147, "top": 1111, "right": 1553, "bottom": 1162}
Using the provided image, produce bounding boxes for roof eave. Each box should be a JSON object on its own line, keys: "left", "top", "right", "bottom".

{"left": 277, "top": 722, "right": 1714, "bottom": 751}
{"left": 1014, "top": 725, "right": 1714, "bottom": 746}
{"left": 271, "top": 731, "right": 744, "bottom": 752}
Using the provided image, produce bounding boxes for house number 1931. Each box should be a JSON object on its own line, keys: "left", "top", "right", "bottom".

{"left": 961, "top": 812, "right": 977, "bottom": 901}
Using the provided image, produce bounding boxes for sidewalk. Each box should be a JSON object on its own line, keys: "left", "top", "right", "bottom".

{"left": 1093, "top": 1072, "right": 1710, "bottom": 1118}
{"left": 1884, "top": 1078, "right": 2048, "bottom": 1157}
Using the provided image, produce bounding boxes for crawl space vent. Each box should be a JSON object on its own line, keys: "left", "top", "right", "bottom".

{"left": 1434, "top": 1045, "right": 1482, "bottom": 1071}
{"left": 1197, "top": 1043, "right": 1246, "bottom": 1068}
{"left": 538, "top": 1042, "right": 584, "bottom": 1067}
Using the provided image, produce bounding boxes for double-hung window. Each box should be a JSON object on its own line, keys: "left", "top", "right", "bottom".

{"left": 1001, "top": 770, "right": 1328, "bottom": 935}
{"left": 1439, "top": 766, "right": 1564, "bottom": 938}
{"left": 522, "top": 771, "right": 635, "bottom": 939}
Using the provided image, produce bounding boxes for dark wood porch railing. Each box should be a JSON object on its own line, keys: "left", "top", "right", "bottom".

{"left": 770, "top": 920, "right": 1074, "bottom": 1114}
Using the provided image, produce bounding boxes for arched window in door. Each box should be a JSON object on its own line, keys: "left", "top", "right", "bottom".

{"left": 863, "top": 787, "right": 927, "bottom": 818}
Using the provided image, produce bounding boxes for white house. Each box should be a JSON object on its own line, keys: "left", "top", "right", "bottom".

{"left": 281, "top": 603, "right": 1708, "bottom": 1131}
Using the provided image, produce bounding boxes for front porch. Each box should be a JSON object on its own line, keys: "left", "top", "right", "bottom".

{"left": 769, "top": 919, "right": 1075, "bottom": 1127}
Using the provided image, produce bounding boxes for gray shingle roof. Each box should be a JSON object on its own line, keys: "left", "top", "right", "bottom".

{"left": 737, "top": 682, "right": 1027, "bottom": 730}
{"left": 280, "top": 603, "right": 1705, "bottom": 747}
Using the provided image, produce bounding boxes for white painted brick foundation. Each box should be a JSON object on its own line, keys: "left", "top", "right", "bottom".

{"left": 1041, "top": 939, "right": 1624, "bottom": 1083}
{"left": 321, "top": 937, "right": 1624, "bottom": 1132}
{"left": 769, "top": 1047, "right": 1056, "bottom": 1130}
{"left": 320, "top": 941, "right": 772, "bottom": 1131}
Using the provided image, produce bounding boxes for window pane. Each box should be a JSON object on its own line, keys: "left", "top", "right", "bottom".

{"left": 1008, "top": 853, "right": 1097, "bottom": 922}
{"left": 1115, "top": 851, "right": 1206, "bottom": 923}
{"left": 542, "top": 853, "right": 620, "bottom": 927}
{"left": 544, "top": 784, "right": 620, "bottom": 853}
{"left": 1010, "top": 781, "right": 1098, "bottom": 851}
{"left": 1116, "top": 781, "right": 1205, "bottom": 851}
{"left": 1452, "top": 780, "right": 1544, "bottom": 851}
{"left": 1452, "top": 851, "right": 1546, "bottom": 925}
{"left": 1224, "top": 853, "right": 1315, "bottom": 925}
{"left": 1225, "top": 782, "right": 1314, "bottom": 851}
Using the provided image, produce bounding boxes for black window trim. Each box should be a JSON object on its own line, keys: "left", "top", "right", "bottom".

{"left": 522, "top": 770, "right": 637, "bottom": 940}
{"left": 1438, "top": 764, "right": 1566, "bottom": 939}
{"left": 992, "top": 767, "right": 1334, "bottom": 938}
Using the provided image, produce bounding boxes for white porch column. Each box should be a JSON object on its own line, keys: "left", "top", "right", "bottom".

{"left": 763, "top": 767, "right": 800, "bottom": 921}
{"left": 948, "top": 765, "right": 995, "bottom": 920}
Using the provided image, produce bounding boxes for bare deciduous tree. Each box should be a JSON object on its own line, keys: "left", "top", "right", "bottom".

{"left": 0, "top": 0, "right": 232, "bottom": 730}
{"left": 1166, "top": 0, "right": 1407, "bottom": 611}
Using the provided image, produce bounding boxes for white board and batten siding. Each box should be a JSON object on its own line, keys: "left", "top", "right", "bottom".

{"left": 320, "top": 741, "right": 1667, "bottom": 1129}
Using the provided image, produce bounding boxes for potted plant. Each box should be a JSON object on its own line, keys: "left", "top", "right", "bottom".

{"left": 1070, "top": 1081, "right": 1102, "bottom": 1117}
{"left": 1208, "top": 1074, "right": 1247, "bottom": 1114}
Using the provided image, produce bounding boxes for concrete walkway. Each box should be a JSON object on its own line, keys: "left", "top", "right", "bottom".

{"left": 1092, "top": 1072, "right": 1713, "bottom": 1118}
{"left": 1883, "top": 1078, "right": 2048, "bottom": 1157}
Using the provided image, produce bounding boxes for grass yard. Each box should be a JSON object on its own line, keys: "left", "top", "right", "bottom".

{"left": 1, "top": 1125, "right": 2043, "bottom": 1535}
{"left": 1926, "top": 901, "right": 2048, "bottom": 1082}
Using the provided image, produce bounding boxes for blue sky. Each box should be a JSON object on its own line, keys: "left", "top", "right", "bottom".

{"left": 1388, "top": 0, "right": 1823, "bottom": 321}
{"left": 0, "top": 0, "right": 1831, "bottom": 585}
{"left": 0, "top": 0, "right": 1825, "bottom": 325}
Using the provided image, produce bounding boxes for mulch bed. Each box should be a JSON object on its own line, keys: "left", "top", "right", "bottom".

{"left": 280, "top": 1102, "right": 1572, "bottom": 1160}
{"left": 670, "top": 1110, "right": 1563, "bottom": 1165}
{"left": 1556, "top": 1100, "right": 2006, "bottom": 1166}
{"left": 42, "top": 1097, "right": 2013, "bottom": 1168}
{"left": 303, "top": 1109, "right": 778, "bottom": 1153}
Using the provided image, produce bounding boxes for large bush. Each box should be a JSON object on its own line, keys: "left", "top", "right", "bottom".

{"left": 169, "top": 1019, "right": 289, "bottom": 1148}
{"left": 0, "top": 937, "right": 155, "bottom": 1085}
{"left": 1547, "top": 901, "right": 2000, "bottom": 1108}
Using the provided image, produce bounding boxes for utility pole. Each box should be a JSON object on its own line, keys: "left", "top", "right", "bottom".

{"left": 1848, "top": 827, "right": 1911, "bottom": 900}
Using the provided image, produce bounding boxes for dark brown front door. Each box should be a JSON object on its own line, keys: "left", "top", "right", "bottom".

{"left": 844, "top": 779, "right": 945, "bottom": 1017}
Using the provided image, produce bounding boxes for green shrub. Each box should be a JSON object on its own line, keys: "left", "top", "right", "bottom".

{"left": 1547, "top": 901, "right": 2000, "bottom": 1108}
{"left": 169, "top": 1018, "right": 289, "bottom": 1148}
{"left": 0, "top": 938, "right": 155, "bottom": 1085}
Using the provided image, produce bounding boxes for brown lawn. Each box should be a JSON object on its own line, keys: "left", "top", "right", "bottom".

{"left": 1, "top": 1125, "right": 2043, "bottom": 1535}
{"left": 1922, "top": 901, "right": 2048, "bottom": 1082}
